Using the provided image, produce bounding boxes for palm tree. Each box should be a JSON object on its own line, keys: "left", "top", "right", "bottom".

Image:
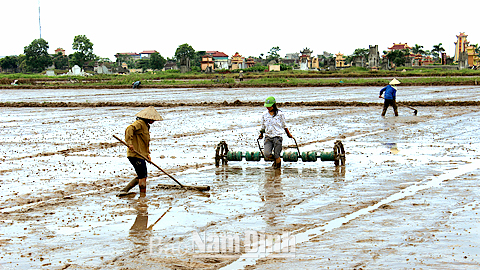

{"left": 431, "top": 43, "right": 445, "bottom": 61}
{"left": 412, "top": 44, "right": 425, "bottom": 55}
{"left": 473, "top": 44, "right": 480, "bottom": 55}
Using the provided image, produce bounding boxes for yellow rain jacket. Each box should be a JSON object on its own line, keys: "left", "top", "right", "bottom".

{"left": 125, "top": 119, "right": 150, "bottom": 159}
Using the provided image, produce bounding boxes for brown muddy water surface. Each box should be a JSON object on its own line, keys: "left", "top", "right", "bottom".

{"left": 1, "top": 86, "right": 480, "bottom": 269}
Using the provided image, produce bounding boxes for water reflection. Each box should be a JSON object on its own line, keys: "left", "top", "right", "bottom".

{"left": 260, "top": 168, "right": 285, "bottom": 228}
{"left": 130, "top": 199, "right": 149, "bottom": 231}
{"left": 334, "top": 165, "right": 346, "bottom": 179}
{"left": 384, "top": 142, "right": 400, "bottom": 154}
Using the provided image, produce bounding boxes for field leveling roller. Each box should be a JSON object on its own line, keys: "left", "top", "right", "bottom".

{"left": 215, "top": 138, "right": 345, "bottom": 167}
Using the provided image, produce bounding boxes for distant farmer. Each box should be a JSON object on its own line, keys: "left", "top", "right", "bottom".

{"left": 119, "top": 106, "right": 163, "bottom": 195}
{"left": 379, "top": 78, "right": 400, "bottom": 116}
{"left": 239, "top": 70, "right": 244, "bottom": 82}
{"left": 258, "top": 96, "right": 293, "bottom": 169}
{"left": 132, "top": 81, "right": 141, "bottom": 89}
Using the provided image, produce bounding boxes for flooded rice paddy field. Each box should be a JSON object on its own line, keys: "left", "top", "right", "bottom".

{"left": 1, "top": 86, "right": 479, "bottom": 269}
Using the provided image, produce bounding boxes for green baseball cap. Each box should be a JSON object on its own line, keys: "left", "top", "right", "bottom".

{"left": 264, "top": 96, "right": 276, "bottom": 107}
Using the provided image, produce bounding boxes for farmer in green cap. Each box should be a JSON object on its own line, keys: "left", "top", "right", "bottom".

{"left": 258, "top": 96, "right": 293, "bottom": 169}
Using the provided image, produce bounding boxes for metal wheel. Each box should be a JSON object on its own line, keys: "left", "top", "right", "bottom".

{"left": 333, "top": 140, "right": 346, "bottom": 166}
{"left": 215, "top": 140, "right": 229, "bottom": 167}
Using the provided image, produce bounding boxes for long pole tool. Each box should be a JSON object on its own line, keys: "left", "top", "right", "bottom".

{"left": 381, "top": 98, "right": 417, "bottom": 116}
{"left": 113, "top": 135, "right": 185, "bottom": 189}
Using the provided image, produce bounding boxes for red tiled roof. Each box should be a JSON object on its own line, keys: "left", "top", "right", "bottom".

{"left": 117, "top": 52, "right": 140, "bottom": 56}
{"left": 205, "top": 51, "right": 230, "bottom": 57}
{"left": 140, "top": 50, "right": 158, "bottom": 54}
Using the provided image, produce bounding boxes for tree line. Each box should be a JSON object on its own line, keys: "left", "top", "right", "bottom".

{"left": 2, "top": 36, "right": 478, "bottom": 74}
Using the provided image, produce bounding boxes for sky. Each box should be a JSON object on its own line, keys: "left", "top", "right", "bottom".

{"left": 1, "top": 0, "right": 479, "bottom": 61}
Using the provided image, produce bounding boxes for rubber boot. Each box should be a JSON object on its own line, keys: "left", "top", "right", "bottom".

{"left": 275, "top": 161, "right": 281, "bottom": 169}
{"left": 120, "top": 177, "right": 139, "bottom": 193}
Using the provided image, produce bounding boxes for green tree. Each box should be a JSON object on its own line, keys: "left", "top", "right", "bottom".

{"left": 52, "top": 52, "right": 69, "bottom": 70}
{"left": 347, "top": 48, "right": 368, "bottom": 65}
{"left": 149, "top": 52, "right": 166, "bottom": 70}
{"left": 175, "top": 43, "right": 195, "bottom": 67}
{"left": 23, "top": 38, "right": 52, "bottom": 72}
{"left": 190, "top": 50, "right": 206, "bottom": 69}
{"left": 385, "top": 49, "right": 410, "bottom": 67}
{"left": 411, "top": 44, "right": 425, "bottom": 55}
{"left": 267, "top": 46, "right": 281, "bottom": 62}
{"left": 71, "top": 35, "right": 95, "bottom": 67}
{"left": 136, "top": 59, "right": 150, "bottom": 72}
{"left": 280, "top": 63, "right": 292, "bottom": 71}
{"left": 472, "top": 44, "right": 479, "bottom": 55}
{"left": 431, "top": 43, "right": 445, "bottom": 61}
{"left": 0, "top": 55, "right": 19, "bottom": 72}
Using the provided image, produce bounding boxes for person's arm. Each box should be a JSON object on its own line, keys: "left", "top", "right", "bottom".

{"left": 125, "top": 122, "right": 140, "bottom": 151}
{"left": 379, "top": 86, "right": 387, "bottom": 98}
{"left": 259, "top": 114, "right": 265, "bottom": 139}
{"left": 285, "top": 128, "right": 293, "bottom": 138}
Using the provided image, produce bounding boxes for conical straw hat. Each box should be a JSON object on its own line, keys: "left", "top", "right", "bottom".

{"left": 389, "top": 78, "right": 401, "bottom": 85}
{"left": 135, "top": 106, "right": 163, "bottom": 121}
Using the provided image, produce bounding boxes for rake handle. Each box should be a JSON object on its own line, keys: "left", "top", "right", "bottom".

{"left": 113, "top": 135, "right": 184, "bottom": 188}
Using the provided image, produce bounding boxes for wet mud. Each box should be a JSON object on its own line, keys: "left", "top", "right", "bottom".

{"left": 1, "top": 86, "right": 479, "bottom": 269}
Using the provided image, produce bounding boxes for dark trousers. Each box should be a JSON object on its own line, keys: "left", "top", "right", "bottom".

{"left": 382, "top": 99, "right": 398, "bottom": 116}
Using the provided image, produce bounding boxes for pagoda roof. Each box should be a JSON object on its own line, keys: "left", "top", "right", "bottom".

{"left": 388, "top": 43, "right": 412, "bottom": 50}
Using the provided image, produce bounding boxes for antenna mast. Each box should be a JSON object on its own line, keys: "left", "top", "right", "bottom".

{"left": 38, "top": 0, "right": 42, "bottom": 39}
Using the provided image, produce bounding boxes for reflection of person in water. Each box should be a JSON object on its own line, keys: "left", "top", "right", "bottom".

{"left": 384, "top": 142, "right": 400, "bottom": 154}
{"left": 260, "top": 168, "right": 285, "bottom": 227}
{"left": 130, "top": 201, "right": 149, "bottom": 231}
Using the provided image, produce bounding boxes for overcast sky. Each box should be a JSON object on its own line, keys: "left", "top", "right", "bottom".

{"left": 2, "top": 0, "right": 479, "bottom": 60}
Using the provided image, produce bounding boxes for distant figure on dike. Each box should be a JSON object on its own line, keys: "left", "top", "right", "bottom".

{"left": 379, "top": 78, "right": 400, "bottom": 117}
{"left": 132, "top": 81, "right": 141, "bottom": 89}
{"left": 239, "top": 70, "right": 244, "bottom": 82}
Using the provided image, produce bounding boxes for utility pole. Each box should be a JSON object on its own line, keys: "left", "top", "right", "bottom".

{"left": 38, "top": 0, "right": 42, "bottom": 39}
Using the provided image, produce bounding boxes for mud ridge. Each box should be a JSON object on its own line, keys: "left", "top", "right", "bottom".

{"left": 1, "top": 100, "right": 480, "bottom": 108}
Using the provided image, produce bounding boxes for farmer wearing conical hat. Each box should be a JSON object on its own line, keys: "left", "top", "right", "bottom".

{"left": 379, "top": 78, "right": 400, "bottom": 116}
{"left": 120, "top": 106, "right": 163, "bottom": 195}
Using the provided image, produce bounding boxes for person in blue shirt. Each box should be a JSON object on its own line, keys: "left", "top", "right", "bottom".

{"left": 379, "top": 78, "right": 400, "bottom": 116}
{"left": 132, "top": 81, "right": 141, "bottom": 89}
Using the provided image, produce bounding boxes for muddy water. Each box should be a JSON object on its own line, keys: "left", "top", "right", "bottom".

{"left": 1, "top": 86, "right": 479, "bottom": 269}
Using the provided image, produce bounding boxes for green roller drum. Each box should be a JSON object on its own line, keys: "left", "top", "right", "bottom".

{"left": 282, "top": 151, "right": 298, "bottom": 162}
{"left": 226, "top": 151, "right": 243, "bottom": 161}
{"left": 301, "top": 151, "right": 318, "bottom": 162}
{"left": 320, "top": 151, "right": 335, "bottom": 161}
{"left": 245, "top": 151, "right": 261, "bottom": 161}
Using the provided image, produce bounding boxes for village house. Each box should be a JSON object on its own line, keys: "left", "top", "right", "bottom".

{"left": 54, "top": 48, "right": 65, "bottom": 55}
{"left": 115, "top": 52, "right": 141, "bottom": 62}
{"left": 200, "top": 55, "right": 215, "bottom": 72}
{"left": 139, "top": 50, "right": 158, "bottom": 59}
{"left": 466, "top": 45, "right": 480, "bottom": 67}
{"left": 206, "top": 51, "right": 229, "bottom": 70}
